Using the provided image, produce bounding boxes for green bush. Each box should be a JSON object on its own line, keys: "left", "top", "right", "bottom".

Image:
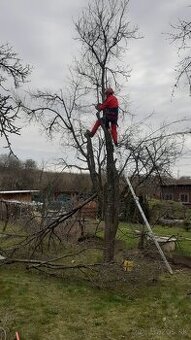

{"left": 148, "top": 199, "right": 188, "bottom": 223}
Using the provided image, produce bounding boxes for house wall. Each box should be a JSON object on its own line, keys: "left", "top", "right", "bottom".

{"left": 161, "top": 185, "right": 191, "bottom": 208}
{"left": 54, "top": 191, "right": 97, "bottom": 219}
{"left": 0, "top": 192, "right": 32, "bottom": 202}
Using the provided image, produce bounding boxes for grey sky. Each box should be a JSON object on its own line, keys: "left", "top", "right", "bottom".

{"left": 0, "top": 0, "right": 191, "bottom": 176}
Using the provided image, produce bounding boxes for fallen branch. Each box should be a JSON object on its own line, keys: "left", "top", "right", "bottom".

{"left": 5, "top": 192, "right": 97, "bottom": 255}
{"left": 1, "top": 256, "right": 109, "bottom": 271}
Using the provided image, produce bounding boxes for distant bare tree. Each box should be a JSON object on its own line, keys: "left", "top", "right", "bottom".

{"left": 0, "top": 154, "right": 39, "bottom": 189}
{"left": 0, "top": 43, "right": 31, "bottom": 154}
{"left": 24, "top": 159, "right": 38, "bottom": 170}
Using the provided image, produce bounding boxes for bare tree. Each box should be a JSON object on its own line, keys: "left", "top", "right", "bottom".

{"left": 168, "top": 14, "right": 191, "bottom": 94}
{"left": 21, "top": 0, "right": 182, "bottom": 265}
{"left": 0, "top": 43, "right": 31, "bottom": 154}
{"left": 22, "top": 0, "right": 139, "bottom": 262}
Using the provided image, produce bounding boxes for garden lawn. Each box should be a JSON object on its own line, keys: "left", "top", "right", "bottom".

{"left": 117, "top": 223, "right": 191, "bottom": 256}
{"left": 0, "top": 266, "right": 191, "bottom": 339}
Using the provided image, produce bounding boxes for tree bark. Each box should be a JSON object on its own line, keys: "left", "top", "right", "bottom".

{"left": 86, "top": 134, "right": 104, "bottom": 219}
{"left": 103, "top": 130, "right": 119, "bottom": 262}
{"left": 85, "top": 127, "right": 119, "bottom": 262}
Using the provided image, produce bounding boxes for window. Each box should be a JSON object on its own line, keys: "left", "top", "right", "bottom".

{"left": 179, "top": 193, "right": 189, "bottom": 203}
{"left": 164, "top": 193, "right": 173, "bottom": 200}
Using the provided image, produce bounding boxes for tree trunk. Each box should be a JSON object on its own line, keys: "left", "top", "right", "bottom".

{"left": 103, "top": 130, "right": 119, "bottom": 262}
{"left": 86, "top": 123, "right": 119, "bottom": 262}
{"left": 86, "top": 136, "right": 103, "bottom": 218}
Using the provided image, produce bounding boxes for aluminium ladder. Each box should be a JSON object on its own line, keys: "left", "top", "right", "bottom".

{"left": 125, "top": 175, "right": 173, "bottom": 275}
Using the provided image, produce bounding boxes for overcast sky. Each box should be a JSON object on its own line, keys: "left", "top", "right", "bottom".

{"left": 0, "top": 0, "right": 191, "bottom": 176}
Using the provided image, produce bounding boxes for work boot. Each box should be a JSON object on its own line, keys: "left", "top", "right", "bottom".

{"left": 84, "top": 130, "right": 93, "bottom": 138}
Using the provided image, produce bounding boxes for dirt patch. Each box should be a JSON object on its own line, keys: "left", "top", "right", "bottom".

{"left": 169, "top": 254, "right": 191, "bottom": 269}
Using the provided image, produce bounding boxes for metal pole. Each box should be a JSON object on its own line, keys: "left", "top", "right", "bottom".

{"left": 125, "top": 176, "right": 173, "bottom": 275}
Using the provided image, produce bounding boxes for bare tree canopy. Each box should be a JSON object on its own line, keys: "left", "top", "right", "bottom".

{"left": 169, "top": 16, "right": 191, "bottom": 94}
{"left": 75, "top": 0, "right": 140, "bottom": 97}
{"left": 20, "top": 0, "right": 182, "bottom": 264}
{"left": 0, "top": 43, "right": 31, "bottom": 154}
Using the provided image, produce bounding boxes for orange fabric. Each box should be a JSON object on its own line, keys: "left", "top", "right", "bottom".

{"left": 15, "top": 332, "right": 20, "bottom": 340}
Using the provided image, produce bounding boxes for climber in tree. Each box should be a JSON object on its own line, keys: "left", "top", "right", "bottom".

{"left": 85, "top": 88, "right": 119, "bottom": 146}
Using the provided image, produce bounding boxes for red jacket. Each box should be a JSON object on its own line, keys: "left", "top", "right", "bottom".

{"left": 97, "top": 94, "right": 119, "bottom": 111}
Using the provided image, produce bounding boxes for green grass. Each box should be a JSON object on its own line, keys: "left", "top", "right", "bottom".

{"left": 153, "top": 225, "right": 191, "bottom": 256}
{"left": 0, "top": 266, "right": 191, "bottom": 339}
{"left": 0, "top": 221, "right": 191, "bottom": 339}
{"left": 117, "top": 223, "right": 191, "bottom": 256}
{"left": 117, "top": 223, "right": 139, "bottom": 249}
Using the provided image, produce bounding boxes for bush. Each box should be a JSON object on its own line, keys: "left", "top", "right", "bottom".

{"left": 148, "top": 199, "right": 188, "bottom": 224}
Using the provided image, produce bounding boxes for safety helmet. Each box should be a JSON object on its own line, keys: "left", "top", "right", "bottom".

{"left": 105, "top": 87, "right": 114, "bottom": 95}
